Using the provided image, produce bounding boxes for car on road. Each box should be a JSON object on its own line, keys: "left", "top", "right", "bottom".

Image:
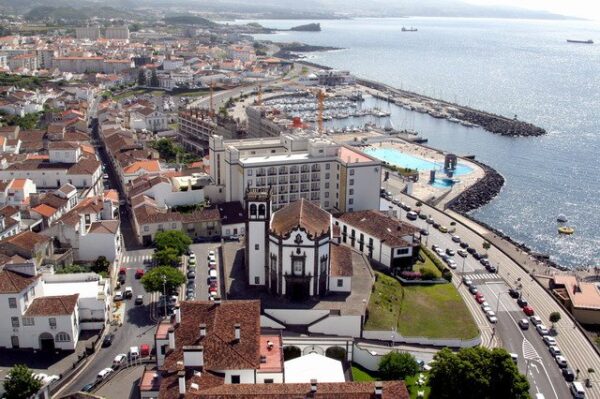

{"left": 135, "top": 269, "right": 144, "bottom": 279}
{"left": 562, "top": 368, "right": 575, "bottom": 382}
{"left": 510, "top": 353, "right": 518, "bottom": 363}
{"left": 406, "top": 211, "right": 418, "bottom": 221}
{"left": 457, "top": 249, "right": 468, "bottom": 258}
{"left": 472, "top": 252, "right": 482, "bottom": 260}
{"left": 96, "top": 368, "right": 113, "bottom": 381}
{"left": 118, "top": 267, "right": 126, "bottom": 275}
{"left": 486, "top": 310, "right": 497, "bottom": 323}
{"left": 432, "top": 222, "right": 440, "bottom": 229}
{"left": 555, "top": 355, "right": 568, "bottom": 368}
{"left": 129, "top": 346, "right": 140, "bottom": 360}
{"left": 536, "top": 324, "right": 549, "bottom": 335}
{"left": 530, "top": 315, "right": 542, "bottom": 325}
{"left": 426, "top": 218, "right": 434, "bottom": 224}
{"left": 523, "top": 306, "right": 535, "bottom": 316}
{"left": 460, "top": 242, "right": 469, "bottom": 249}
{"left": 486, "top": 264, "right": 497, "bottom": 273}
{"left": 112, "top": 354, "right": 128, "bottom": 369}
{"left": 445, "top": 248, "right": 455, "bottom": 256}
{"left": 570, "top": 381, "right": 586, "bottom": 399}
{"left": 124, "top": 286, "right": 133, "bottom": 299}
{"left": 549, "top": 345, "right": 562, "bottom": 357}
{"left": 518, "top": 319, "right": 530, "bottom": 330}
{"left": 468, "top": 285, "right": 478, "bottom": 295}
{"left": 462, "top": 276, "right": 473, "bottom": 286}
{"left": 446, "top": 259, "right": 457, "bottom": 269}
{"left": 187, "top": 271, "right": 196, "bottom": 279}
{"left": 419, "top": 228, "right": 429, "bottom": 236}
{"left": 508, "top": 288, "right": 520, "bottom": 298}
{"left": 418, "top": 213, "right": 428, "bottom": 220}
{"left": 480, "top": 258, "right": 490, "bottom": 267}
{"left": 517, "top": 297, "right": 528, "bottom": 308}
{"left": 82, "top": 383, "right": 96, "bottom": 392}
{"left": 482, "top": 306, "right": 492, "bottom": 314}
{"left": 113, "top": 291, "right": 123, "bottom": 301}
{"left": 543, "top": 336, "right": 557, "bottom": 346}
{"left": 118, "top": 273, "right": 126, "bottom": 284}
{"left": 135, "top": 295, "right": 144, "bottom": 305}
{"left": 438, "top": 226, "right": 448, "bottom": 233}
{"left": 476, "top": 296, "right": 486, "bottom": 304}
{"left": 102, "top": 333, "right": 114, "bottom": 347}
{"left": 452, "top": 235, "right": 461, "bottom": 243}
{"left": 466, "top": 247, "right": 476, "bottom": 254}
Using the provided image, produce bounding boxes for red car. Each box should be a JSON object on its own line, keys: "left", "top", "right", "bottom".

{"left": 523, "top": 306, "right": 535, "bottom": 316}
{"left": 135, "top": 269, "right": 144, "bottom": 279}
{"left": 140, "top": 344, "right": 150, "bottom": 357}
{"left": 119, "top": 267, "right": 126, "bottom": 275}
{"left": 476, "top": 296, "right": 486, "bottom": 304}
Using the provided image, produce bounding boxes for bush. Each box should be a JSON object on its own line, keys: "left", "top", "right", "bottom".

{"left": 442, "top": 269, "right": 453, "bottom": 282}
{"left": 400, "top": 271, "right": 422, "bottom": 280}
{"left": 379, "top": 351, "right": 419, "bottom": 380}
{"left": 421, "top": 245, "right": 446, "bottom": 273}
{"left": 420, "top": 267, "right": 439, "bottom": 281}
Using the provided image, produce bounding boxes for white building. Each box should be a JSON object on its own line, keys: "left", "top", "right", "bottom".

{"left": 334, "top": 210, "right": 420, "bottom": 269}
{"left": 0, "top": 178, "right": 36, "bottom": 208}
{"left": 105, "top": 26, "right": 130, "bottom": 40}
{"left": 128, "top": 173, "right": 210, "bottom": 208}
{"left": 246, "top": 189, "right": 352, "bottom": 298}
{"left": 209, "top": 131, "right": 381, "bottom": 213}
{"left": 75, "top": 27, "right": 101, "bottom": 40}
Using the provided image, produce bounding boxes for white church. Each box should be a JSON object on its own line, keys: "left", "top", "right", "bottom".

{"left": 245, "top": 188, "right": 353, "bottom": 301}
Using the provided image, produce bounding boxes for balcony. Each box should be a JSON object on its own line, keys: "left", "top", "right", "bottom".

{"left": 279, "top": 178, "right": 288, "bottom": 184}
{"left": 311, "top": 174, "right": 321, "bottom": 181}
{"left": 268, "top": 169, "right": 277, "bottom": 176}
{"left": 256, "top": 169, "right": 266, "bottom": 177}
{"left": 311, "top": 165, "right": 321, "bottom": 172}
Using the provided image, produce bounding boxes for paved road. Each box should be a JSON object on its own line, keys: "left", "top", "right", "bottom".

{"left": 381, "top": 196, "right": 571, "bottom": 399}
{"left": 57, "top": 248, "right": 156, "bottom": 396}
{"left": 188, "top": 242, "right": 222, "bottom": 301}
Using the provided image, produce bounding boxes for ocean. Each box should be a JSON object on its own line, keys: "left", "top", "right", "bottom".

{"left": 251, "top": 17, "right": 600, "bottom": 269}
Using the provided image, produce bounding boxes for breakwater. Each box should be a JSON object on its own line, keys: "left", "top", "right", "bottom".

{"left": 356, "top": 77, "right": 546, "bottom": 137}
{"left": 445, "top": 161, "right": 505, "bottom": 213}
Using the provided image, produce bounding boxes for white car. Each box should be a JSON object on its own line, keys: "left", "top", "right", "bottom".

{"left": 112, "top": 353, "right": 128, "bottom": 368}
{"left": 113, "top": 291, "right": 123, "bottom": 301}
{"left": 549, "top": 345, "right": 561, "bottom": 357}
{"left": 209, "top": 268, "right": 218, "bottom": 281}
{"left": 42, "top": 375, "right": 59, "bottom": 385}
{"left": 555, "top": 355, "right": 568, "bottom": 368}
{"left": 486, "top": 310, "right": 498, "bottom": 323}
{"left": 536, "top": 324, "right": 549, "bottom": 335}
{"left": 189, "top": 252, "right": 196, "bottom": 260}
{"left": 447, "top": 259, "right": 457, "bottom": 269}
{"left": 510, "top": 353, "right": 518, "bottom": 363}
{"left": 33, "top": 373, "right": 48, "bottom": 382}
{"left": 208, "top": 254, "right": 216, "bottom": 263}
{"left": 481, "top": 305, "right": 491, "bottom": 312}
{"left": 543, "top": 336, "right": 557, "bottom": 346}
{"left": 129, "top": 346, "right": 140, "bottom": 359}
{"left": 530, "top": 315, "right": 543, "bottom": 326}
{"left": 96, "top": 368, "right": 113, "bottom": 381}
{"left": 208, "top": 250, "right": 215, "bottom": 257}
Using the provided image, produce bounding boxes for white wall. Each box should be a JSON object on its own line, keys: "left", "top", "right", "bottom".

{"left": 308, "top": 315, "right": 362, "bottom": 338}
{"left": 345, "top": 164, "right": 381, "bottom": 212}
{"left": 256, "top": 371, "right": 284, "bottom": 383}
{"left": 329, "top": 276, "right": 351, "bottom": 292}
{"left": 79, "top": 229, "right": 120, "bottom": 262}
{"left": 247, "top": 204, "right": 266, "bottom": 286}
{"left": 217, "top": 369, "right": 255, "bottom": 384}
{"left": 264, "top": 309, "right": 329, "bottom": 325}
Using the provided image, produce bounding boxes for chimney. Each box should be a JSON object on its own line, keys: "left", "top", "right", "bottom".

{"left": 168, "top": 327, "right": 175, "bottom": 350}
{"left": 178, "top": 370, "right": 186, "bottom": 396}
{"left": 175, "top": 306, "right": 181, "bottom": 324}
{"left": 374, "top": 381, "right": 383, "bottom": 398}
{"left": 199, "top": 323, "right": 206, "bottom": 338}
{"left": 234, "top": 323, "right": 240, "bottom": 342}
{"left": 310, "top": 379, "right": 317, "bottom": 393}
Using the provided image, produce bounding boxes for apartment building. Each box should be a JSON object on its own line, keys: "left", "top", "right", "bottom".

{"left": 75, "top": 27, "right": 100, "bottom": 40}
{"left": 209, "top": 131, "right": 381, "bottom": 213}
{"left": 178, "top": 109, "right": 238, "bottom": 153}
{"left": 105, "top": 26, "right": 130, "bottom": 41}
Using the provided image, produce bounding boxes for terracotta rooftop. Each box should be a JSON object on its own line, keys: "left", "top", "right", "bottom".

{"left": 271, "top": 199, "right": 331, "bottom": 239}
{"left": 258, "top": 335, "right": 283, "bottom": 373}
{"left": 32, "top": 203, "right": 57, "bottom": 218}
{"left": 25, "top": 294, "right": 79, "bottom": 316}
{"left": 336, "top": 210, "right": 420, "bottom": 248}
{"left": 0, "top": 269, "right": 39, "bottom": 294}
{"left": 88, "top": 220, "right": 120, "bottom": 235}
{"left": 1, "top": 231, "right": 51, "bottom": 253}
{"left": 330, "top": 243, "right": 353, "bottom": 277}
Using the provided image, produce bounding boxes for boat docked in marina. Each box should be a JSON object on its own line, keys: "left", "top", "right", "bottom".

{"left": 402, "top": 27, "right": 418, "bottom": 32}
{"left": 557, "top": 214, "right": 568, "bottom": 223}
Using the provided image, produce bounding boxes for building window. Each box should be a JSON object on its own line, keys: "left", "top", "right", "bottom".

{"left": 250, "top": 204, "right": 257, "bottom": 217}
{"left": 247, "top": 179, "right": 253, "bottom": 186}
{"left": 56, "top": 332, "right": 71, "bottom": 342}
{"left": 349, "top": 189, "right": 354, "bottom": 195}
{"left": 325, "top": 182, "right": 329, "bottom": 189}
{"left": 337, "top": 279, "right": 344, "bottom": 288}
{"left": 292, "top": 257, "right": 304, "bottom": 276}
{"left": 255, "top": 244, "right": 259, "bottom": 250}
{"left": 349, "top": 179, "right": 354, "bottom": 186}
{"left": 11, "top": 317, "right": 19, "bottom": 327}
{"left": 22, "top": 317, "right": 34, "bottom": 326}
{"left": 143, "top": 226, "right": 149, "bottom": 232}
{"left": 325, "top": 192, "right": 329, "bottom": 198}
{"left": 8, "top": 297, "right": 16, "bottom": 308}
{"left": 324, "top": 201, "right": 329, "bottom": 208}
{"left": 349, "top": 198, "right": 353, "bottom": 205}
{"left": 247, "top": 169, "right": 252, "bottom": 176}
{"left": 264, "top": 379, "right": 274, "bottom": 384}
{"left": 396, "top": 248, "right": 410, "bottom": 256}
{"left": 349, "top": 169, "right": 355, "bottom": 176}
{"left": 325, "top": 163, "right": 330, "bottom": 170}
{"left": 49, "top": 318, "right": 57, "bottom": 328}
{"left": 231, "top": 375, "right": 240, "bottom": 384}
{"left": 254, "top": 277, "right": 260, "bottom": 285}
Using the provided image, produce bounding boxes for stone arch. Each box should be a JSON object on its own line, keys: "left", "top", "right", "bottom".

{"left": 258, "top": 204, "right": 266, "bottom": 217}
{"left": 302, "top": 345, "right": 324, "bottom": 356}
{"left": 325, "top": 346, "right": 347, "bottom": 362}
{"left": 55, "top": 332, "right": 71, "bottom": 342}
{"left": 250, "top": 204, "right": 257, "bottom": 217}
{"left": 283, "top": 345, "right": 301, "bottom": 361}
{"left": 39, "top": 332, "right": 55, "bottom": 351}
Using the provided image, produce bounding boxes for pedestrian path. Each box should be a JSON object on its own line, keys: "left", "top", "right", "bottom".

{"left": 462, "top": 273, "right": 504, "bottom": 282}
{"left": 122, "top": 254, "right": 153, "bottom": 264}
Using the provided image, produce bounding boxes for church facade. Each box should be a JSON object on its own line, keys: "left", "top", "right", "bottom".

{"left": 245, "top": 188, "right": 352, "bottom": 301}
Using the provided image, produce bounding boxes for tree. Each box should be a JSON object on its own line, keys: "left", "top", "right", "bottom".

{"left": 378, "top": 351, "right": 419, "bottom": 380}
{"left": 56, "top": 264, "right": 88, "bottom": 274}
{"left": 91, "top": 256, "right": 110, "bottom": 274}
{"left": 151, "top": 138, "right": 179, "bottom": 162}
{"left": 428, "top": 347, "right": 529, "bottom": 399}
{"left": 549, "top": 311, "right": 561, "bottom": 327}
{"left": 154, "top": 230, "right": 192, "bottom": 256}
{"left": 140, "top": 266, "right": 185, "bottom": 293}
{"left": 154, "top": 247, "right": 181, "bottom": 267}
{"left": 137, "top": 69, "right": 146, "bottom": 86}
{"left": 3, "top": 364, "right": 42, "bottom": 399}
{"left": 150, "top": 69, "right": 159, "bottom": 87}
{"left": 482, "top": 241, "right": 491, "bottom": 254}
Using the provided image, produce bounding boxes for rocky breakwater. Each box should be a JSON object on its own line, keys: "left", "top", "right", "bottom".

{"left": 446, "top": 162, "right": 505, "bottom": 213}
{"left": 449, "top": 108, "right": 546, "bottom": 137}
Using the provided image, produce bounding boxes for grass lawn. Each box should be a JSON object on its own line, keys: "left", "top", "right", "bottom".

{"left": 351, "top": 365, "right": 377, "bottom": 382}
{"left": 175, "top": 91, "right": 209, "bottom": 98}
{"left": 365, "top": 272, "right": 478, "bottom": 340}
{"left": 405, "top": 373, "right": 431, "bottom": 399}
{"left": 414, "top": 249, "right": 441, "bottom": 279}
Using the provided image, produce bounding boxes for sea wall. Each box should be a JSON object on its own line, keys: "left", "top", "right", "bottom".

{"left": 445, "top": 161, "right": 505, "bottom": 213}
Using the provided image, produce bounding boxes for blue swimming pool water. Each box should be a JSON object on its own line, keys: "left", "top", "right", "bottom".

{"left": 431, "top": 178, "right": 457, "bottom": 189}
{"left": 364, "top": 147, "right": 473, "bottom": 176}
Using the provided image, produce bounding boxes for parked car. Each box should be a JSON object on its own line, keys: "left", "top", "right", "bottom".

{"left": 118, "top": 267, "right": 126, "bottom": 275}
{"left": 113, "top": 291, "right": 123, "bottom": 301}
{"left": 209, "top": 269, "right": 218, "bottom": 281}
{"left": 555, "top": 355, "right": 568, "bottom": 368}
{"left": 486, "top": 264, "right": 497, "bottom": 273}
{"left": 536, "top": 324, "right": 549, "bottom": 335}
{"left": 112, "top": 354, "right": 128, "bottom": 369}
{"left": 418, "top": 213, "right": 428, "bottom": 220}
{"left": 406, "top": 211, "right": 418, "bottom": 221}
{"left": 420, "top": 229, "right": 429, "bottom": 236}
{"left": 426, "top": 218, "right": 434, "bottom": 225}
{"left": 466, "top": 247, "right": 477, "bottom": 254}
{"left": 480, "top": 302, "right": 490, "bottom": 310}
{"left": 452, "top": 235, "right": 461, "bottom": 243}
{"left": 129, "top": 346, "right": 140, "bottom": 360}
{"left": 96, "top": 368, "right": 113, "bottom": 381}
{"left": 543, "top": 336, "right": 557, "bottom": 346}
{"left": 562, "top": 367, "right": 575, "bottom": 382}
{"left": 81, "top": 383, "right": 96, "bottom": 392}
{"left": 135, "top": 269, "right": 144, "bottom": 279}
{"left": 460, "top": 242, "right": 469, "bottom": 249}
{"left": 549, "top": 345, "right": 562, "bottom": 357}
{"left": 462, "top": 276, "right": 473, "bottom": 286}
{"left": 530, "top": 315, "right": 543, "bottom": 325}
{"left": 124, "top": 286, "right": 133, "bottom": 299}
{"left": 102, "top": 333, "right": 114, "bottom": 347}
{"left": 476, "top": 296, "right": 486, "bottom": 304}
{"left": 445, "top": 248, "right": 455, "bottom": 256}
{"left": 457, "top": 249, "right": 468, "bottom": 258}
{"left": 135, "top": 295, "right": 144, "bottom": 305}
{"left": 517, "top": 297, "right": 528, "bottom": 308}
{"left": 438, "top": 226, "right": 448, "bottom": 233}
{"left": 472, "top": 252, "right": 482, "bottom": 260}
{"left": 480, "top": 258, "right": 490, "bottom": 267}
{"left": 486, "top": 310, "right": 497, "bottom": 323}
{"left": 208, "top": 261, "right": 217, "bottom": 269}
{"left": 510, "top": 353, "right": 518, "bottom": 364}
{"left": 208, "top": 250, "right": 216, "bottom": 258}
{"left": 570, "top": 381, "right": 586, "bottom": 399}
{"left": 446, "top": 259, "right": 457, "bottom": 269}
{"left": 468, "top": 285, "right": 478, "bottom": 295}
{"left": 187, "top": 271, "right": 196, "bottom": 279}
{"left": 523, "top": 306, "right": 535, "bottom": 316}
{"left": 432, "top": 222, "right": 440, "bottom": 229}
{"left": 140, "top": 344, "right": 150, "bottom": 357}
{"left": 508, "top": 288, "right": 520, "bottom": 298}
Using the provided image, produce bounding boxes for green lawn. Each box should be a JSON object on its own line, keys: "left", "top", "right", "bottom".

{"left": 406, "top": 373, "right": 431, "bottom": 399}
{"left": 351, "top": 365, "right": 377, "bottom": 382}
{"left": 365, "top": 272, "right": 478, "bottom": 340}
{"left": 414, "top": 249, "right": 441, "bottom": 279}
{"left": 175, "top": 91, "right": 209, "bottom": 98}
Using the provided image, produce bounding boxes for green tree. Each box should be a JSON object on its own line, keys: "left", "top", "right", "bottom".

{"left": 482, "top": 241, "right": 491, "bottom": 254}
{"left": 137, "top": 69, "right": 146, "bottom": 86}
{"left": 56, "top": 264, "right": 88, "bottom": 274}
{"left": 150, "top": 69, "right": 159, "bottom": 87}
{"left": 91, "top": 256, "right": 110, "bottom": 274}
{"left": 3, "top": 364, "right": 42, "bottom": 399}
{"left": 429, "top": 347, "right": 529, "bottom": 399}
{"left": 140, "top": 266, "right": 185, "bottom": 293}
{"left": 154, "top": 247, "right": 181, "bottom": 267}
{"left": 154, "top": 230, "right": 191, "bottom": 256}
{"left": 378, "top": 351, "right": 419, "bottom": 380}
{"left": 549, "top": 311, "right": 561, "bottom": 327}
{"left": 151, "top": 138, "right": 179, "bottom": 162}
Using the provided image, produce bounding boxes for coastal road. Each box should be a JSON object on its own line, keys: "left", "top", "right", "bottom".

{"left": 381, "top": 196, "right": 571, "bottom": 399}
{"left": 57, "top": 248, "right": 157, "bottom": 397}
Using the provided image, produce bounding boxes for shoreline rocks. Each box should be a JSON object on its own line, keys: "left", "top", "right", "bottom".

{"left": 446, "top": 161, "right": 505, "bottom": 213}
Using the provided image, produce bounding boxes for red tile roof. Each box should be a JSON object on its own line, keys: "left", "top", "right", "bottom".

{"left": 0, "top": 269, "right": 39, "bottom": 294}
{"left": 32, "top": 203, "right": 57, "bottom": 218}
{"left": 25, "top": 294, "right": 79, "bottom": 316}
{"left": 270, "top": 199, "right": 331, "bottom": 239}
{"left": 330, "top": 243, "right": 353, "bottom": 277}
{"left": 337, "top": 210, "right": 420, "bottom": 248}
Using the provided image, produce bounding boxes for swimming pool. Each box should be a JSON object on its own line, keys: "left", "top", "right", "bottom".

{"left": 364, "top": 147, "right": 473, "bottom": 176}
{"left": 431, "top": 178, "right": 458, "bottom": 189}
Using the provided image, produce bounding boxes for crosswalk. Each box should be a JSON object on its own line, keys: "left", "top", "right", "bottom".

{"left": 522, "top": 338, "right": 541, "bottom": 361}
{"left": 122, "top": 254, "right": 153, "bottom": 264}
{"left": 463, "top": 273, "right": 504, "bottom": 281}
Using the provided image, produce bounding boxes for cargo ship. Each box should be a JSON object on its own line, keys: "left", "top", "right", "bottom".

{"left": 566, "top": 39, "right": 593, "bottom": 44}
{"left": 401, "top": 27, "right": 418, "bottom": 32}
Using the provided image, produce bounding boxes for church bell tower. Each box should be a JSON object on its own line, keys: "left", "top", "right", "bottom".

{"left": 244, "top": 188, "right": 271, "bottom": 287}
